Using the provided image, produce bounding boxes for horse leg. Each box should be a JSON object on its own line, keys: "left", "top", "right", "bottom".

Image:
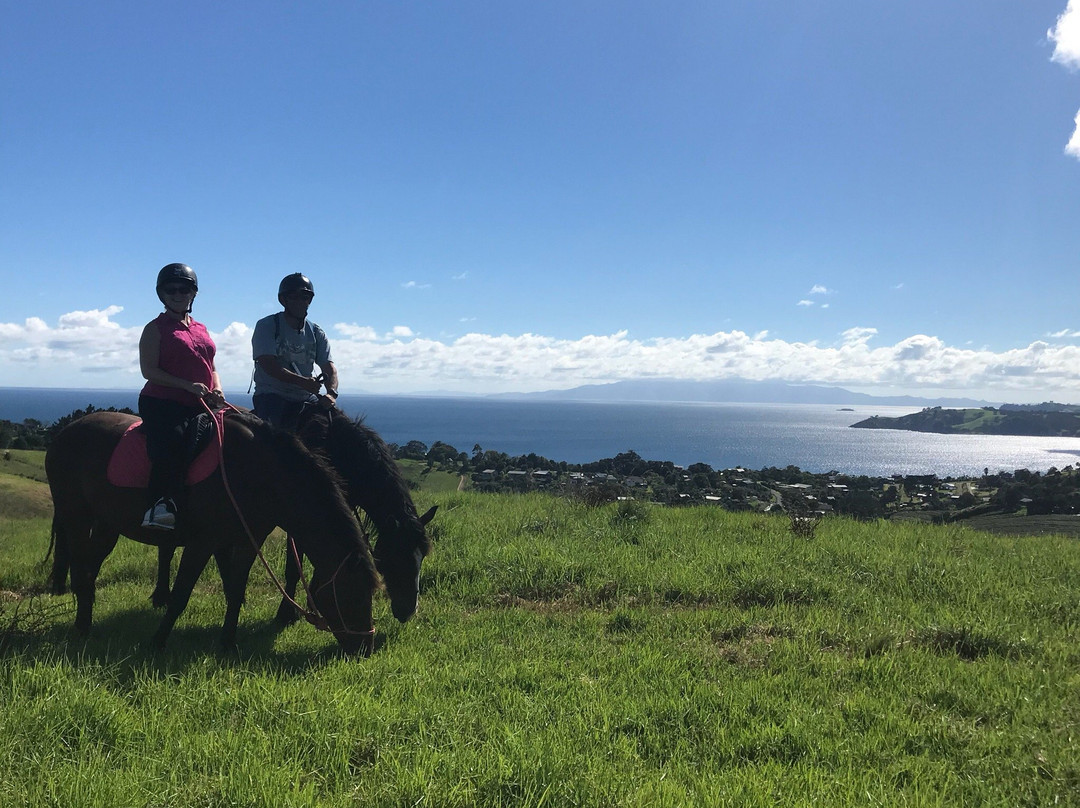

{"left": 214, "top": 546, "right": 255, "bottom": 653}
{"left": 151, "top": 545, "right": 176, "bottom": 608}
{"left": 68, "top": 520, "right": 119, "bottom": 635}
{"left": 150, "top": 543, "right": 214, "bottom": 650}
{"left": 274, "top": 537, "right": 303, "bottom": 626}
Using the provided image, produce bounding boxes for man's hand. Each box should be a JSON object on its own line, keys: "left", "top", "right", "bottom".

{"left": 298, "top": 375, "right": 322, "bottom": 395}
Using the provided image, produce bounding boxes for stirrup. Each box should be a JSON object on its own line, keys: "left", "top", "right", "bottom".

{"left": 141, "top": 498, "right": 177, "bottom": 530}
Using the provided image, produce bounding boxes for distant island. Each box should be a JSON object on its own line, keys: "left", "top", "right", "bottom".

{"left": 851, "top": 404, "right": 1080, "bottom": 437}
{"left": 490, "top": 378, "right": 995, "bottom": 408}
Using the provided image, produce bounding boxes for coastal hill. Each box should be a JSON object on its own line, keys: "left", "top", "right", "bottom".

{"left": 851, "top": 404, "right": 1080, "bottom": 437}
{"left": 490, "top": 379, "right": 993, "bottom": 407}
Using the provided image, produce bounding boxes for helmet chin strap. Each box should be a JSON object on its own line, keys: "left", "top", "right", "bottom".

{"left": 159, "top": 293, "right": 196, "bottom": 316}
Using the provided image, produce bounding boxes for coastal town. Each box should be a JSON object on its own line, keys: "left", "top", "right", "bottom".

{"left": 395, "top": 441, "right": 1080, "bottom": 524}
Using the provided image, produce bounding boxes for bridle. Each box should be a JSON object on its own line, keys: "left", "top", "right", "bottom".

{"left": 203, "top": 400, "right": 375, "bottom": 642}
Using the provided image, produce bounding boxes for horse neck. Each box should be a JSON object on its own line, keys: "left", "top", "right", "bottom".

{"left": 228, "top": 413, "right": 367, "bottom": 572}
{"left": 321, "top": 419, "right": 418, "bottom": 530}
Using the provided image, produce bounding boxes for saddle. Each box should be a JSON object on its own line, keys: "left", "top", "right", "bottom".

{"left": 107, "top": 412, "right": 221, "bottom": 489}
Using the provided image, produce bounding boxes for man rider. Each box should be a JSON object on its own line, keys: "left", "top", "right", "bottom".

{"left": 250, "top": 273, "right": 338, "bottom": 430}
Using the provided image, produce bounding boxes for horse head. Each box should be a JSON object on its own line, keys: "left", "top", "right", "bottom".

{"left": 373, "top": 505, "right": 436, "bottom": 622}
{"left": 310, "top": 551, "right": 377, "bottom": 655}
{"left": 309, "top": 410, "right": 437, "bottom": 622}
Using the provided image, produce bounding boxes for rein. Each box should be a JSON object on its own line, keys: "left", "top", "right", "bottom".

{"left": 201, "top": 400, "right": 374, "bottom": 640}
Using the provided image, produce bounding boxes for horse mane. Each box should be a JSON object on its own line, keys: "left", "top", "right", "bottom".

{"left": 303, "top": 409, "right": 432, "bottom": 556}
{"left": 225, "top": 410, "right": 379, "bottom": 584}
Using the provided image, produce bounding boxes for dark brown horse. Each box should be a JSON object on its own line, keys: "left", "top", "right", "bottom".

{"left": 153, "top": 405, "right": 435, "bottom": 625}
{"left": 289, "top": 406, "right": 435, "bottom": 623}
{"left": 46, "top": 409, "right": 380, "bottom": 654}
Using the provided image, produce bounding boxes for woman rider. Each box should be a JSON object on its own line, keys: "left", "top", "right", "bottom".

{"left": 138, "top": 263, "right": 224, "bottom": 529}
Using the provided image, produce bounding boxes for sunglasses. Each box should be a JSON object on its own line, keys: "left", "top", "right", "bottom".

{"left": 162, "top": 284, "right": 195, "bottom": 295}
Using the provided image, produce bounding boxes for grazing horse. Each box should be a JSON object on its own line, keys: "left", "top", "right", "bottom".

{"left": 290, "top": 406, "right": 435, "bottom": 623}
{"left": 46, "top": 409, "right": 380, "bottom": 654}
{"left": 154, "top": 406, "right": 436, "bottom": 625}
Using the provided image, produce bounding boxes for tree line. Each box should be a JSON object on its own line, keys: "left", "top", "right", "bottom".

{"left": 1, "top": 405, "right": 136, "bottom": 450}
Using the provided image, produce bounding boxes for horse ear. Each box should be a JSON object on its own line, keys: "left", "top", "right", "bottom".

{"left": 419, "top": 506, "right": 437, "bottom": 526}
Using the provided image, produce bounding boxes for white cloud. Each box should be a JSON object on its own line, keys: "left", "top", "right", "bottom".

{"left": 219, "top": 321, "right": 250, "bottom": 339}
{"left": 402, "top": 280, "right": 431, "bottom": 290}
{"left": 797, "top": 300, "right": 814, "bottom": 307}
{"left": 335, "top": 323, "right": 378, "bottom": 341}
{"left": 1050, "top": 0, "right": 1080, "bottom": 68}
{"left": 1067, "top": 109, "right": 1080, "bottom": 158}
{"left": 452, "top": 272, "right": 468, "bottom": 281}
{"left": 1049, "top": 1, "right": 1080, "bottom": 158}
{"left": 1049, "top": 328, "right": 1080, "bottom": 338}
{"left": 809, "top": 285, "right": 829, "bottom": 295}
{"left": 7, "top": 308, "right": 1080, "bottom": 401}
{"left": 0, "top": 308, "right": 142, "bottom": 383}
{"left": 840, "top": 327, "right": 877, "bottom": 347}
{"left": 57, "top": 306, "right": 125, "bottom": 329}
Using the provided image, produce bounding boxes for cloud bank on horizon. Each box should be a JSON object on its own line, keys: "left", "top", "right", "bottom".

{"left": 1050, "top": 0, "right": 1080, "bottom": 157}
{"left": 3, "top": 307, "right": 1080, "bottom": 403}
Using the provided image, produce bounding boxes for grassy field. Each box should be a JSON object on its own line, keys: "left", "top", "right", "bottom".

{"left": 1, "top": 459, "right": 1079, "bottom": 806}
{"left": 0, "top": 450, "right": 50, "bottom": 521}
{"left": 397, "top": 458, "right": 464, "bottom": 493}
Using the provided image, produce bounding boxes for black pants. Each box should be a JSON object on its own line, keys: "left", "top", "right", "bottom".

{"left": 139, "top": 394, "right": 200, "bottom": 504}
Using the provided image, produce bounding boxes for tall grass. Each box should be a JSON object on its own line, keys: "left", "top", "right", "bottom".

{"left": 1, "top": 489, "right": 1078, "bottom": 806}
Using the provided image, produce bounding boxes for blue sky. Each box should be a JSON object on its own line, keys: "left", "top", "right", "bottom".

{"left": 2, "top": 1, "right": 1080, "bottom": 402}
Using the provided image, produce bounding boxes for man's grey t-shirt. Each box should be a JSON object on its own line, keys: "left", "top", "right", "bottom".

{"left": 251, "top": 313, "right": 333, "bottom": 402}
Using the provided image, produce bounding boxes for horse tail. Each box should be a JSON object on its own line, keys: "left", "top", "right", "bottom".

{"left": 47, "top": 515, "right": 70, "bottom": 595}
{"left": 43, "top": 516, "right": 56, "bottom": 564}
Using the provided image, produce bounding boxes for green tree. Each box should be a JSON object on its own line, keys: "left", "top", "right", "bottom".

{"left": 398, "top": 440, "right": 429, "bottom": 461}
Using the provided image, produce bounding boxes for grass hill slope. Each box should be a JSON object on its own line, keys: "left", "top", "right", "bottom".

{"left": 1, "top": 463, "right": 1078, "bottom": 806}
{"left": 852, "top": 406, "right": 1080, "bottom": 437}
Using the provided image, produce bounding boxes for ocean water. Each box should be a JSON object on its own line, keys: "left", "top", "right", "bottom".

{"left": 5, "top": 387, "right": 1080, "bottom": 477}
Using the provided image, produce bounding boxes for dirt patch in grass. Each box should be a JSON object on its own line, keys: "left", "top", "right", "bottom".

{"left": 960, "top": 512, "right": 1080, "bottom": 538}
{"left": 711, "top": 623, "right": 791, "bottom": 667}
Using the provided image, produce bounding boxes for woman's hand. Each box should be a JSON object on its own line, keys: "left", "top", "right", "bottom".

{"left": 204, "top": 389, "right": 226, "bottom": 409}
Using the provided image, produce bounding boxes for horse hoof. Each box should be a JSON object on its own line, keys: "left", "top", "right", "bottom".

{"left": 274, "top": 605, "right": 300, "bottom": 626}
{"left": 217, "top": 643, "right": 240, "bottom": 660}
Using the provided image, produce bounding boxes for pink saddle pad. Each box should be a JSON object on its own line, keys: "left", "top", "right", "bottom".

{"left": 107, "top": 420, "right": 221, "bottom": 489}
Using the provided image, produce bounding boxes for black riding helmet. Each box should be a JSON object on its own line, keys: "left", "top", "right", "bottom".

{"left": 278, "top": 273, "right": 314, "bottom": 304}
{"left": 156, "top": 263, "right": 198, "bottom": 312}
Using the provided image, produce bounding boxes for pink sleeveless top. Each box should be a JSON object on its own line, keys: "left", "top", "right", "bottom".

{"left": 140, "top": 313, "right": 217, "bottom": 408}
